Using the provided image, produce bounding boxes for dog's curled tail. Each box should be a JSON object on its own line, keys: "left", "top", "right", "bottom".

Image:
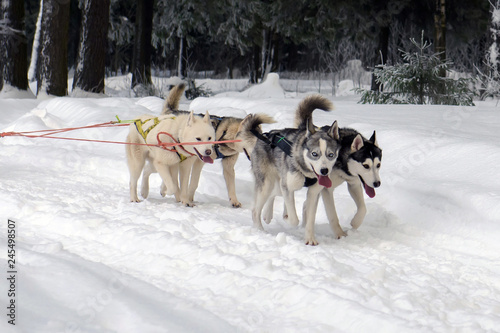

{"left": 161, "top": 83, "right": 186, "bottom": 114}
{"left": 237, "top": 113, "right": 276, "bottom": 141}
{"left": 293, "top": 94, "right": 334, "bottom": 128}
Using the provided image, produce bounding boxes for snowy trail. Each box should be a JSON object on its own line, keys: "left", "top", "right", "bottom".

{"left": 1, "top": 93, "right": 500, "bottom": 332}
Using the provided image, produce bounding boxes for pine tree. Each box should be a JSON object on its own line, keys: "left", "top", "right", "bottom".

{"left": 357, "top": 33, "right": 475, "bottom": 106}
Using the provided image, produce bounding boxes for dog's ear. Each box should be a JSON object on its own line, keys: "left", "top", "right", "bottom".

{"left": 187, "top": 111, "right": 195, "bottom": 126}
{"left": 351, "top": 134, "right": 364, "bottom": 152}
{"left": 203, "top": 111, "right": 210, "bottom": 123}
{"left": 369, "top": 130, "right": 379, "bottom": 147}
{"left": 306, "top": 119, "right": 316, "bottom": 136}
{"left": 328, "top": 120, "right": 339, "bottom": 140}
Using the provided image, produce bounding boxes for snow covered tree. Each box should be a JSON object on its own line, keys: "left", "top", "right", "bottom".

{"left": 37, "top": 0, "right": 70, "bottom": 96}
{"left": 0, "top": 0, "right": 30, "bottom": 94}
{"left": 72, "top": 0, "right": 110, "bottom": 95}
{"left": 131, "top": 0, "right": 153, "bottom": 92}
{"left": 358, "top": 34, "right": 475, "bottom": 106}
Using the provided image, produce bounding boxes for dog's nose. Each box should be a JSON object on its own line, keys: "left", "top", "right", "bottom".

{"left": 320, "top": 168, "right": 329, "bottom": 176}
{"left": 373, "top": 181, "right": 381, "bottom": 188}
{"left": 205, "top": 149, "right": 212, "bottom": 156}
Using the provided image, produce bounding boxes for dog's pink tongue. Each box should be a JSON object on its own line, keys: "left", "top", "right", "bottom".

{"left": 364, "top": 183, "right": 376, "bottom": 198}
{"left": 318, "top": 175, "right": 332, "bottom": 188}
{"left": 202, "top": 155, "right": 214, "bottom": 164}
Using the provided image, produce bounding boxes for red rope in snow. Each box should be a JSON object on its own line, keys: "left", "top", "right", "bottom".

{"left": 0, "top": 121, "right": 241, "bottom": 149}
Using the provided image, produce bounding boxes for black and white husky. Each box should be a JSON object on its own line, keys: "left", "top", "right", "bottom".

{"left": 301, "top": 126, "right": 382, "bottom": 244}
{"left": 249, "top": 95, "right": 341, "bottom": 243}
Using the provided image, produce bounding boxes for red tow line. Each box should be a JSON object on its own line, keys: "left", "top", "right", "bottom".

{"left": 0, "top": 121, "right": 241, "bottom": 149}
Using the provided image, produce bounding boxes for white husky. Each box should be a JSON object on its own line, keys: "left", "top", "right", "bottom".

{"left": 126, "top": 111, "right": 215, "bottom": 206}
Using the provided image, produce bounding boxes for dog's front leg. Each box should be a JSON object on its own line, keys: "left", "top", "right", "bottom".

{"left": 187, "top": 158, "right": 204, "bottom": 203}
{"left": 347, "top": 181, "right": 367, "bottom": 229}
{"left": 222, "top": 154, "right": 241, "bottom": 207}
{"left": 304, "top": 184, "right": 323, "bottom": 245}
{"left": 160, "top": 164, "right": 178, "bottom": 198}
{"left": 321, "top": 188, "right": 346, "bottom": 238}
{"left": 179, "top": 157, "right": 196, "bottom": 207}
{"left": 154, "top": 161, "right": 179, "bottom": 201}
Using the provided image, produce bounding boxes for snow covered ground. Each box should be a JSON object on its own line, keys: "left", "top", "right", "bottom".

{"left": 1, "top": 77, "right": 500, "bottom": 333}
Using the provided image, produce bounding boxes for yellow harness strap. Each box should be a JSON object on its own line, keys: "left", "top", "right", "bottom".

{"left": 134, "top": 118, "right": 161, "bottom": 140}
{"left": 134, "top": 117, "right": 187, "bottom": 162}
{"left": 176, "top": 151, "right": 189, "bottom": 162}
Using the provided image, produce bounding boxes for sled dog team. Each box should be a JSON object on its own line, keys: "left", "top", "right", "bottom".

{"left": 126, "top": 84, "right": 382, "bottom": 245}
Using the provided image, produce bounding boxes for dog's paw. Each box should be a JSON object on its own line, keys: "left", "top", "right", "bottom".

{"left": 182, "top": 201, "right": 195, "bottom": 207}
{"left": 335, "top": 229, "right": 347, "bottom": 239}
{"left": 305, "top": 237, "right": 318, "bottom": 246}
{"left": 231, "top": 200, "right": 242, "bottom": 208}
{"left": 130, "top": 198, "right": 141, "bottom": 203}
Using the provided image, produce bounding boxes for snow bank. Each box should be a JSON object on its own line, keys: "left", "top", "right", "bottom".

{"left": 0, "top": 84, "right": 36, "bottom": 99}
{"left": 1, "top": 91, "right": 500, "bottom": 332}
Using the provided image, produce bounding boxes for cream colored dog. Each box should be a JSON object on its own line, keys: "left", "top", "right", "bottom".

{"left": 126, "top": 111, "right": 215, "bottom": 206}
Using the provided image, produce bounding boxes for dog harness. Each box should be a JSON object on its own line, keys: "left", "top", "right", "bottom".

{"left": 133, "top": 117, "right": 190, "bottom": 162}
{"left": 214, "top": 130, "right": 227, "bottom": 159}
{"left": 134, "top": 117, "right": 161, "bottom": 140}
{"left": 211, "top": 116, "right": 229, "bottom": 160}
{"left": 250, "top": 129, "right": 293, "bottom": 156}
{"left": 251, "top": 129, "right": 318, "bottom": 187}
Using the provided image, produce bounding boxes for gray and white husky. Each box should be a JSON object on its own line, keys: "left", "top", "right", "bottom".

{"left": 301, "top": 126, "right": 382, "bottom": 244}
{"left": 249, "top": 95, "right": 340, "bottom": 241}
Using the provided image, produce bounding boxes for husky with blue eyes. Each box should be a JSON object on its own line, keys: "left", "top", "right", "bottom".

{"left": 247, "top": 95, "right": 341, "bottom": 243}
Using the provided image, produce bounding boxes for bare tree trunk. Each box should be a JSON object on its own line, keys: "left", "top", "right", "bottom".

{"left": 72, "top": 0, "right": 110, "bottom": 94}
{"left": 37, "top": 0, "right": 70, "bottom": 96}
{"left": 131, "top": 0, "right": 154, "bottom": 90}
{"left": 177, "top": 36, "right": 185, "bottom": 78}
{"left": 434, "top": 0, "right": 446, "bottom": 77}
{"left": 1, "top": 0, "right": 29, "bottom": 92}
{"left": 370, "top": 26, "right": 389, "bottom": 91}
{"left": 249, "top": 44, "right": 261, "bottom": 84}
